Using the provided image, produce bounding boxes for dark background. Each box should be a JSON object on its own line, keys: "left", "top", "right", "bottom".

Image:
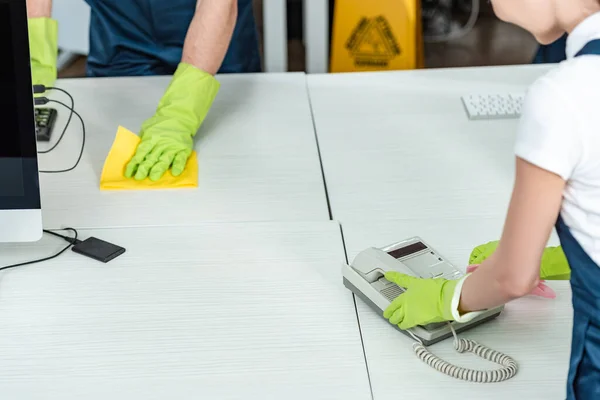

{"left": 60, "top": 0, "right": 538, "bottom": 77}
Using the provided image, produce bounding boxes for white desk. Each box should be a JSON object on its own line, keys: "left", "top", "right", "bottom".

{"left": 0, "top": 222, "right": 371, "bottom": 399}
{"left": 341, "top": 218, "right": 572, "bottom": 399}
{"left": 37, "top": 73, "right": 328, "bottom": 228}
{"left": 307, "top": 65, "right": 553, "bottom": 222}
{"left": 307, "top": 65, "right": 574, "bottom": 398}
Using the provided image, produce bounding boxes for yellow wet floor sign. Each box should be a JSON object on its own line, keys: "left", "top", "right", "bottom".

{"left": 330, "top": 0, "right": 423, "bottom": 72}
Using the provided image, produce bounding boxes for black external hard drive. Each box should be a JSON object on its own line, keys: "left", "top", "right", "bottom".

{"left": 72, "top": 237, "right": 126, "bottom": 263}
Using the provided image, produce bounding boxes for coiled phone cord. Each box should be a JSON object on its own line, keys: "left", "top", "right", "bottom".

{"left": 408, "top": 324, "right": 518, "bottom": 383}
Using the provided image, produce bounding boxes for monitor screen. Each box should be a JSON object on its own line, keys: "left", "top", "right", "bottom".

{"left": 0, "top": 1, "right": 24, "bottom": 196}
{"left": 0, "top": 0, "right": 40, "bottom": 209}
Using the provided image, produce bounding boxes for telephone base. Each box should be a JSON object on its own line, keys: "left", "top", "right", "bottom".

{"left": 343, "top": 277, "right": 502, "bottom": 346}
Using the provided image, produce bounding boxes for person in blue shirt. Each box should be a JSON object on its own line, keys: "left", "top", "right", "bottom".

{"left": 27, "top": 0, "right": 260, "bottom": 181}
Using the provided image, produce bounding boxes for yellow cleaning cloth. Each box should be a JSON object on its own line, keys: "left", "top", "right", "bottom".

{"left": 100, "top": 126, "right": 198, "bottom": 190}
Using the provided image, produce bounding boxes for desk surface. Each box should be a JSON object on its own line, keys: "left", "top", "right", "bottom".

{"left": 37, "top": 73, "right": 328, "bottom": 229}
{"left": 307, "top": 65, "right": 553, "bottom": 222}
{"left": 0, "top": 222, "right": 371, "bottom": 399}
{"left": 341, "top": 218, "right": 571, "bottom": 399}
{"left": 20, "top": 66, "right": 577, "bottom": 399}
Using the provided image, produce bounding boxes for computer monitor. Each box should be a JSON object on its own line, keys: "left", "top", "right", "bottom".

{"left": 0, "top": 0, "right": 43, "bottom": 242}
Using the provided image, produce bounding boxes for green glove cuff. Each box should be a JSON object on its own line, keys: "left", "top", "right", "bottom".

{"left": 28, "top": 17, "right": 58, "bottom": 88}
{"left": 448, "top": 274, "right": 487, "bottom": 323}
{"left": 382, "top": 271, "right": 479, "bottom": 329}
{"left": 469, "top": 241, "right": 571, "bottom": 280}
{"left": 540, "top": 246, "right": 570, "bottom": 280}
{"left": 141, "top": 62, "right": 221, "bottom": 139}
{"left": 440, "top": 279, "right": 460, "bottom": 321}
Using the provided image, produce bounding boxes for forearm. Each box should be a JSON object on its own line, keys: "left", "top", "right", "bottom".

{"left": 26, "top": 0, "right": 52, "bottom": 18}
{"left": 458, "top": 253, "right": 539, "bottom": 313}
{"left": 459, "top": 158, "right": 564, "bottom": 314}
{"left": 27, "top": 0, "right": 57, "bottom": 87}
{"left": 181, "top": 0, "right": 237, "bottom": 75}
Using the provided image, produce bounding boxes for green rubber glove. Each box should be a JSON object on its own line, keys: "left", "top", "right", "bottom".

{"left": 125, "top": 63, "right": 220, "bottom": 181}
{"left": 383, "top": 271, "right": 459, "bottom": 330}
{"left": 28, "top": 17, "right": 58, "bottom": 88}
{"left": 469, "top": 241, "right": 570, "bottom": 280}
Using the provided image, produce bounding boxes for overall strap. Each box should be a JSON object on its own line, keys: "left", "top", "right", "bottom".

{"left": 575, "top": 39, "right": 600, "bottom": 57}
{"left": 556, "top": 215, "right": 600, "bottom": 316}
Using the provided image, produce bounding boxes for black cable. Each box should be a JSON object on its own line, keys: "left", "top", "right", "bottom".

{"left": 43, "top": 229, "right": 81, "bottom": 245}
{"left": 38, "top": 99, "right": 86, "bottom": 174}
{"left": 0, "top": 228, "right": 78, "bottom": 272}
{"left": 37, "top": 87, "right": 75, "bottom": 154}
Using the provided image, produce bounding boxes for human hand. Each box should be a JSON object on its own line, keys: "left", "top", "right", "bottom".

{"left": 28, "top": 17, "right": 58, "bottom": 88}
{"left": 124, "top": 63, "right": 219, "bottom": 181}
{"left": 124, "top": 121, "right": 193, "bottom": 181}
{"left": 383, "top": 271, "right": 458, "bottom": 330}
{"left": 469, "top": 241, "right": 570, "bottom": 281}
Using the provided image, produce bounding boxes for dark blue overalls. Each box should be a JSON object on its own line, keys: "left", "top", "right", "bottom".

{"left": 533, "top": 34, "right": 567, "bottom": 64}
{"left": 83, "top": 0, "right": 261, "bottom": 77}
{"left": 557, "top": 37, "right": 600, "bottom": 400}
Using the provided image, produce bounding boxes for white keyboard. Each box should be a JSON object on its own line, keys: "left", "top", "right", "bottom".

{"left": 461, "top": 93, "right": 525, "bottom": 120}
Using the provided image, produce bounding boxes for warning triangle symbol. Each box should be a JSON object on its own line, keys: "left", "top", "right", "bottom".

{"left": 351, "top": 19, "right": 395, "bottom": 59}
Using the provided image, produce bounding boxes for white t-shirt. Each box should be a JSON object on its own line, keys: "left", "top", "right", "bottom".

{"left": 514, "top": 12, "right": 600, "bottom": 266}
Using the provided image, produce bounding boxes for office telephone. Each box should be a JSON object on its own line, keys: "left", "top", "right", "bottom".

{"left": 342, "top": 237, "right": 518, "bottom": 382}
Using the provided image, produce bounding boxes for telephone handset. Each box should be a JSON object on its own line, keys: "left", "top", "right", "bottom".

{"left": 342, "top": 237, "right": 518, "bottom": 383}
